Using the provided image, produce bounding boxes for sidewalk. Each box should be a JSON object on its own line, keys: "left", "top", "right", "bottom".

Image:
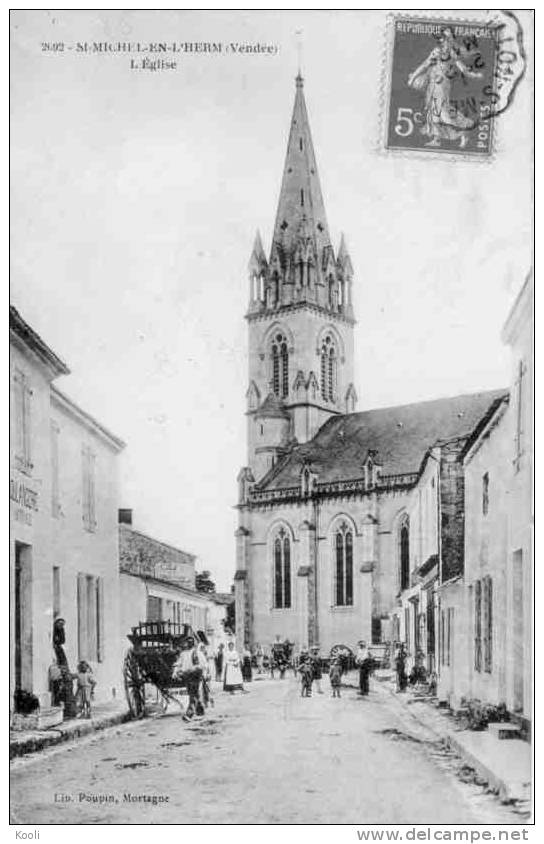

{"left": 370, "top": 669, "right": 531, "bottom": 805}
{"left": 10, "top": 701, "right": 130, "bottom": 760}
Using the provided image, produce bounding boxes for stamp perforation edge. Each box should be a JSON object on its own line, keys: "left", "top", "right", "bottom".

{"left": 377, "top": 10, "right": 499, "bottom": 164}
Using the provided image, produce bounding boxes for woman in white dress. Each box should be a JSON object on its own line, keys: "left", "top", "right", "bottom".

{"left": 223, "top": 641, "right": 244, "bottom": 693}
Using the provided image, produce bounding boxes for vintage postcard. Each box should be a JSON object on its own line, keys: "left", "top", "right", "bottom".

{"left": 10, "top": 9, "right": 534, "bottom": 833}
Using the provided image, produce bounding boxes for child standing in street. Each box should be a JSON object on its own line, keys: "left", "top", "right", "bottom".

{"left": 76, "top": 660, "right": 96, "bottom": 719}
{"left": 298, "top": 649, "right": 313, "bottom": 697}
{"left": 329, "top": 657, "right": 342, "bottom": 698}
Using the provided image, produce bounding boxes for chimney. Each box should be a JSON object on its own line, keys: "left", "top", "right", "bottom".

{"left": 118, "top": 508, "right": 133, "bottom": 526}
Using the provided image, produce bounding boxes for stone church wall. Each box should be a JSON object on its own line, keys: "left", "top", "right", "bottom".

{"left": 243, "top": 486, "right": 415, "bottom": 655}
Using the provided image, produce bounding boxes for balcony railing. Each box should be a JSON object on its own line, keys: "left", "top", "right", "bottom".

{"left": 248, "top": 471, "right": 418, "bottom": 505}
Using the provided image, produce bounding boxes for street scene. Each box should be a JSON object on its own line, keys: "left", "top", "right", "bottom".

{"left": 10, "top": 10, "right": 533, "bottom": 830}
{"left": 10, "top": 672, "right": 528, "bottom": 825}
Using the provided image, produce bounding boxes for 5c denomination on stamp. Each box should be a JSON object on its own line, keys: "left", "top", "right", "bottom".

{"left": 384, "top": 15, "right": 524, "bottom": 157}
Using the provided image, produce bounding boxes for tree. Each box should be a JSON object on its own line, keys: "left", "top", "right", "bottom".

{"left": 195, "top": 570, "right": 216, "bottom": 594}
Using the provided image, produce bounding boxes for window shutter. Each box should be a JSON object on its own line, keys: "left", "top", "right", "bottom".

{"left": 86, "top": 576, "right": 97, "bottom": 662}
{"left": 447, "top": 607, "right": 454, "bottom": 667}
{"left": 81, "top": 447, "right": 88, "bottom": 525}
{"left": 484, "top": 576, "right": 493, "bottom": 673}
{"left": 77, "top": 573, "right": 87, "bottom": 661}
{"left": 96, "top": 577, "right": 104, "bottom": 662}
{"left": 474, "top": 580, "right": 482, "bottom": 672}
{"left": 13, "top": 373, "right": 24, "bottom": 457}
{"left": 13, "top": 371, "right": 32, "bottom": 468}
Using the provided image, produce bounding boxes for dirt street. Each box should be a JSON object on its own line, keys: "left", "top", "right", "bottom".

{"left": 10, "top": 675, "right": 523, "bottom": 824}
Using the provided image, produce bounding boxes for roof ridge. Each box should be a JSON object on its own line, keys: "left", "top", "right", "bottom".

{"left": 342, "top": 387, "right": 509, "bottom": 419}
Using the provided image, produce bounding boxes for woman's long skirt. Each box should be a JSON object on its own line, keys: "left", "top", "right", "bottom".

{"left": 223, "top": 662, "right": 244, "bottom": 692}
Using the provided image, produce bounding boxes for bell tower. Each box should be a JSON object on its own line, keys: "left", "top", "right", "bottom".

{"left": 244, "top": 74, "right": 358, "bottom": 484}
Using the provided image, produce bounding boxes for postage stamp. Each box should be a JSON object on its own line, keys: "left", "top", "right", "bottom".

{"left": 384, "top": 14, "right": 525, "bottom": 157}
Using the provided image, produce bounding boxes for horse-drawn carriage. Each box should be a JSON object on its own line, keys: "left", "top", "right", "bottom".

{"left": 123, "top": 621, "right": 208, "bottom": 719}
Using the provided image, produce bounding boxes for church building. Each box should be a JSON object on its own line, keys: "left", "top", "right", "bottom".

{"left": 234, "top": 75, "right": 505, "bottom": 656}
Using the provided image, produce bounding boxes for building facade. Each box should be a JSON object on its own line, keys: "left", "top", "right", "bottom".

{"left": 460, "top": 275, "right": 533, "bottom": 731}
{"left": 234, "top": 77, "right": 508, "bottom": 657}
{"left": 10, "top": 307, "right": 125, "bottom": 709}
{"left": 119, "top": 512, "right": 228, "bottom": 653}
{"left": 387, "top": 275, "right": 532, "bottom": 729}
{"left": 501, "top": 275, "right": 533, "bottom": 732}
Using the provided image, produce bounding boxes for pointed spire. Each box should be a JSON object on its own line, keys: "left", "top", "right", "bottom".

{"left": 271, "top": 76, "right": 332, "bottom": 265}
{"left": 248, "top": 229, "right": 268, "bottom": 274}
{"left": 337, "top": 233, "right": 353, "bottom": 275}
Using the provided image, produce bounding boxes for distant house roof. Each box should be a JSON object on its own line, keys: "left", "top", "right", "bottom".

{"left": 119, "top": 523, "right": 196, "bottom": 590}
{"left": 119, "top": 523, "right": 196, "bottom": 563}
{"left": 10, "top": 305, "right": 70, "bottom": 377}
{"left": 258, "top": 389, "right": 509, "bottom": 490}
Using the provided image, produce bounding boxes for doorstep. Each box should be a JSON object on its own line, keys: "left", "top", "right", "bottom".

{"left": 376, "top": 676, "right": 531, "bottom": 805}
{"left": 447, "top": 729, "right": 531, "bottom": 803}
{"left": 10, "top": 701, "right": 130, "bottom": 760}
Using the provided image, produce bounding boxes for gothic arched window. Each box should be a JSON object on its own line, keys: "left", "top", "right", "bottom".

{"left": 272, "top": 334, "right": 289, "bottom": 399}
{"left": 334, "top": 522, "right": 353, "bottom": 606}
{"left": 273, "top": 528, "right": 291, "bottom": 609}
{"left": 399, "top": 517, "right": 410, "bottom": 591}
{"left": 320, "top": 335, "right": 337, "bottom": 403}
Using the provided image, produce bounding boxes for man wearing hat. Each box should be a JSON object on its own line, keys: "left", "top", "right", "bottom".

{"left": 355, "top": 640, "right": 372, "bottom": 696}
{"left": 173, "top": 634, "right": 204, "bottom": 719}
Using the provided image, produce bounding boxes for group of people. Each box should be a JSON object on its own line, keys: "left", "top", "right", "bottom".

{"left": 297, "top": 640, "right": 375, "bottom": 699}
{"left": 169, "top": 636, "right": 430, "bottom": 720}
{"left": 48, "top": 617, "right": 97, "bottom": 719}
{"left": 298, "top": 646, "right": 326, "bottom": 697}
{"left": 171, "top": 637, "right": 426, "bottom": 720}
{"left": 173, "top": 636, "right": 254, "bottom": 720}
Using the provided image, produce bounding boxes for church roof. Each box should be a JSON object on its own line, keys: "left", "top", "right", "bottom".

{"left": 257, "top": 388, "right": 509, "bottom": 490}
{"left": 254, "top": 393, "right": 291, "bottom": 420}
{"left": 270, "top": 74, "right": 332, "bottom": 262}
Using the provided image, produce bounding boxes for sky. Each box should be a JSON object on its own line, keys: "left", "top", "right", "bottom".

{"left": 10, "top": 10, "right": 533, "bottom": 590}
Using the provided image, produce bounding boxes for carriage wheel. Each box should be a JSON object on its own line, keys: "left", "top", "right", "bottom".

{"left": 123, "top": 649, "right": 145, "bottom": 719}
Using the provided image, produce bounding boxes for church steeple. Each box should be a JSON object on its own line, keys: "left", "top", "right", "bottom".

{"left": 247, "top": 75, "right": 353, "bottom": 318}
{"left": 244, "top": 75, "right": 357, "bottom": 473}
{"left": 271, "top": 73, "right": 332, "bottom": 271}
